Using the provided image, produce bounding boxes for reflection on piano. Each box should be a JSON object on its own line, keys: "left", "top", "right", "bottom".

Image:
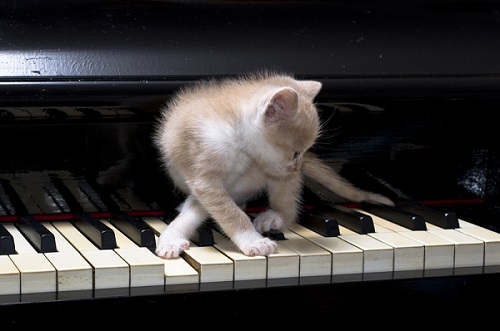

{"left": 2, "top": 0, "right": 500, "bottom": 328}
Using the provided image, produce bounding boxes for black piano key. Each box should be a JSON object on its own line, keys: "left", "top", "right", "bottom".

{"left": 320, "top": 204, "right": 375, "bottom": 234}
{"left": 77, "top": 179, "right": 108, "bottom": 212}
{"left": 360, "top": 201, "right": 427, "bottom": 231}
{"left": 0, "top": 178, "right": 29, "bottom": 215}
{"left": 110, "top": 211, "right": 156, "bottom": 251}
{"left": 15, "top": 215, "right": 57, "bottom": 253}
{"left": 0, "top": 223, "right": 15, "bottom": 255}
{"left": 396, "top": 198, "right": 460, "bottom": 229}
{"left": 82, "top": 178, "right": 157, "bottom": 250}
{"left": 72, "top": 213, "right": 117, "bottom": 249}
{"left": 43, "top": 108, "right": 68, "bottom": 120}
{"left": 48, "top": 176, "right": 118, "bottom": 249}
{"left": 263, "top": 230, "right": 286, "bottom": 241}
{"left": 83, "top": 178, "right": 122, "bottom": 212}
{"left": 48, "top": 176, "right": 85, "bottom": 213}
{"left": 0, "top": 108, "right": 15, "bottom": 121}
{"left": 299, "top": 211, "right": 340, "bottom": 237}
{"left": 78, "top": 178, "right": 156, "bottom": 250}
{"left": 191, "top": 223, "right": 215, "bottom": 246}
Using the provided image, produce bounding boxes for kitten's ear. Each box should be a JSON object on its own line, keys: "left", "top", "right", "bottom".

{"left": 298, "top": 80, "right": 322, "bottom": 99}
{"left": 262, "top": 87, "right": 298, "bottom": 124}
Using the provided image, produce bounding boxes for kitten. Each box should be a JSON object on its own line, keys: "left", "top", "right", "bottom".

{"left": 153, "top": 72, "right": 393, "bottom": 258}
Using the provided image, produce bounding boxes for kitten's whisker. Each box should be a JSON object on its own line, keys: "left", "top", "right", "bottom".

{"left": 318, "top": 126, "right": 344, "bottom": 138}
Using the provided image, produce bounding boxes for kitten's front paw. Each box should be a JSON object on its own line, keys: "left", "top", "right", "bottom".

{"left": 156, "top": 231, "right": 190, "bottom": 259}
{"left": 242, "top": 237, "right": 277, "bottom": 256}
{"left": 253, "top": 210, "right": 284, "bottom": 233}
{"left": 232, "top": 231, "right": 278, "bottom": 256}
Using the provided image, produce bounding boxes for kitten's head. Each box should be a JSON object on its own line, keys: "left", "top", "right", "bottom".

{"left": 255, "top": 77, "right": 322, "bottom": 177}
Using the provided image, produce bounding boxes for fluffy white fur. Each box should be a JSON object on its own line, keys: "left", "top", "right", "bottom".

{"left": 153, "top": 72, "right": 393, "bottom": 258}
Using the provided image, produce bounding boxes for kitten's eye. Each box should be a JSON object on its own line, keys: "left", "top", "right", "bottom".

{"left": 293, "top": 151, "right": 301, "bottom": 159}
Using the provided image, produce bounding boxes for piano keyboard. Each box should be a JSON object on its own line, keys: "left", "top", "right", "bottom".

{"left": 1, "top": 171, "right": 500, "bottom": 305}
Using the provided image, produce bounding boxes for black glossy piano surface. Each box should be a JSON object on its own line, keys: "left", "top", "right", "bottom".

{"left": 2, "top": 0, "right": 500, "bottom": 328}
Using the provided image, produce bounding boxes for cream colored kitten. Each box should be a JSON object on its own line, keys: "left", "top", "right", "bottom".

{"left": 153, "top": 72, "right": 393, "bottom": 258}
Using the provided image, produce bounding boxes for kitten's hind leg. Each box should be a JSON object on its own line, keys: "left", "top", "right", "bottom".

{"left": 156, "top": 195, "right": 209, "bottom": 259}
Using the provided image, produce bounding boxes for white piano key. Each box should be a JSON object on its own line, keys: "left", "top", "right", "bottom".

{"left": 368, "top": 231, "right": 424, "bottom": 271}
{"left": 99, "top": 220, "right": 165, "bottom": 288}
{"left": 299, "top": 221, "right": 390, "bottom": 275}
{"left": 44, "top": 222, "right": 77, "bottom": 252}
{"left": 113, "top": 247, "right": 165, "bottom": 288}
{"left": 424, "top": 222, "right": 444, "bottom": 230}
{"left": 142, "top": 217, "right": 205, "bottom": 285}
{"left": 338, "top": 225, "right": 357, "bottom": 235}
{"left": 51, "top": 221, "right": 130, "bottom": 290}
{"left": 0, "top": 255, "right": 20, "bottom": 296}
{"left": 212, "top": 231, "right": 267, "bottom": 281}
{"left": 41, "top": 222, "right": 93, "bottom": 292}
{"left": 288, "top": 223, "right": 363, "bottom": 276}
{"left": 398, "top": 230, "right": 455, "bottom": 270}
{"left": 458, "top": 220, "right": 479, "bottom": 228}
{"left": 77, "top": 250, "right": 130, "bottom": 290}
{"left": 363, "top": 209, "right": 456, "bottom": 270}
{"left": 266, "top": 242, "right": 300, "bottom": 280}
{"left": 339, "top": 233, "right": 394, "bottom": 273}
{"left": 456, "top": 222, "right": 500, "bottom": 266}
{"left": 427, "top": 229, "right": 484, "bottom": 268}
{"left": 44, "top": 251, "right": 93, "bottom": 292}
{"left": 280, "top": 229, "right": 332, "bottom": 278}
{"left": 51, "top": 221, "right": 98, "bottom": 251}
{"left": 181, "top": 246, "right": 234, "bottom": 283}
{"left": 142, "top": 217, "right": 168, "bottom": 235}
{"left": 312, "top": 237, "right": 364, "bottom": 276}
{"left": 354, "top": 210, "right": 425, "bottom": 271}
{"left": 4, "top": 224, "right": 56, "bottom": 294}
{"left": 288, "top": 222, "right": 325, "bottom": 238}
{"left": 9, "top": 253, "right": 56, "bottom": 294}
{"left": 163, "top": 256, "right": 200, "bottom": 286}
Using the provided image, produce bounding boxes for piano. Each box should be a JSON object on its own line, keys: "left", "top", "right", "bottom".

{"left": 1, "top": 0, "right": 500, "bottom": 327}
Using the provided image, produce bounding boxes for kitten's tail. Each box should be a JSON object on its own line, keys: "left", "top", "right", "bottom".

{"left": 301, "top": 152, "right": 394, "bottom": 206}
